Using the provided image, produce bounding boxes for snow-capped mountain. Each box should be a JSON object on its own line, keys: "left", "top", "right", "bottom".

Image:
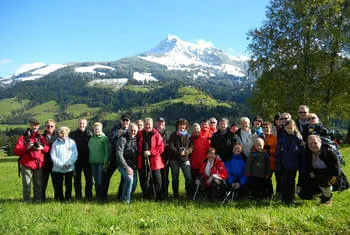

{"left": 0, "top": 36, "right": 252, "bottom": 87}
{"left": 139, "top": 35, "right": 250, "bottom": 78}
{"left": 0, "top": 63, "right": 68, "bottom": 85}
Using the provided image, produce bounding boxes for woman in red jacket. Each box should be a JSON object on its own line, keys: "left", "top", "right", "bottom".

{"left": 190, "top": 121, "right": 211, "bottom": 185}
{"left": 195, "top": 147, "right": 228, "bottom": 201}
{"left": 137, "top": 117, "right": 165, "bottom": 200}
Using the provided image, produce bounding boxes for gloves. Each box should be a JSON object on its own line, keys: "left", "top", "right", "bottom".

{"left": 232, "top": 183, "right": 240, "bottom": 190}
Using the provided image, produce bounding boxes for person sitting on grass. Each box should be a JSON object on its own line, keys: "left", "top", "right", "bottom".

{"left": 224, "top": 142, "right": 248, "bottom": 200}
{"left": 245, "top": 137, "right": 271, "bottom": 200}
{"left": 195, "top": 147, "right": 228, "bottom": 201}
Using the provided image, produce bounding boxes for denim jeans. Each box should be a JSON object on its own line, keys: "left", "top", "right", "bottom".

{"left": 169, "top": 160, "right": 192, "bottom": 197}
{"left": 91, "top": 164, "right": 104, "bottom": 200}
{"left": 118, "top": 167, "right": 138, "bottom": 203}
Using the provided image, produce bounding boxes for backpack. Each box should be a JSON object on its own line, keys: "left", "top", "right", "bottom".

{"left": 320, "top": 136, "right": 345, "bottom": 166}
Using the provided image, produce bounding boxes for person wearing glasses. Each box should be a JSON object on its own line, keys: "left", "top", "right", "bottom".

{"left": 209, "top": 117, "right": 218, "bottom": 134}
{"left": 307, "top": 113, "right": 329, "bottom": 138}
{"left": 41, "top": 119, "right": 59, "bottom": 200}
{"left": 252, "top": 116, "right": 263, "bottom": 136}
{"left": 69, "top": 118, "right": 93, "bottom": 200}
{"left": 104, "top": 114, "right": 131, "bottom": 200}
{"left": 296, "top": 105, "right": 310, "bottom": 141}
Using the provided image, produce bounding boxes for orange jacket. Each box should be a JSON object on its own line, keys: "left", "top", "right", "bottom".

{"left": 264, "top": 134, "right": 277, "bottom": 171}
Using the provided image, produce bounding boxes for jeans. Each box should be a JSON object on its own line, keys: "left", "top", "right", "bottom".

{"left": 169, "top": 160, "right": 192, "bottom": 197}
{"left": 91, "top": 164, "right": 104, "bottom": 200}
{"left": 21, "top": 165, "right": 43, "bottom": 202}
{"left": 118, "top": 167, "right": 138, "bottom": 203}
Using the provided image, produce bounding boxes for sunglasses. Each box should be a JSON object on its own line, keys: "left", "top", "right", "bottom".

{"left": 46, "top": 125, "right": 55, "bottom": 128}
{"left": 122, "top": 119, "right": 130, "bottom": 122}
{"left": 308, "top": 117, "right": 317, "bottom": 120}
{"left": 280, "top": 118, "right": 288, "bottom": 120}
{"left": 298, "top": 111, "right": 307, "bottom": 114}
{"left": 210, "top": 122, "right": 216, "bottom": 124}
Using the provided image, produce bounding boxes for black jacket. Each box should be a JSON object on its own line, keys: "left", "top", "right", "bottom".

{"left": 168, "top": 131, "right": 192, "bottom": 162}
{"left": 211, "top": 128, "right": 237, "bottom": 162}
{"left": 115, "top": 133, "right": 138, "bottom": 170}
{"left": 69, "top": 128, "right": 91, "bottom": 165}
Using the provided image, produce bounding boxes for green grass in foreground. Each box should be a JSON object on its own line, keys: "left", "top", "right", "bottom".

{"left": 0, "top": 147, "right": 349, "bottom": 234}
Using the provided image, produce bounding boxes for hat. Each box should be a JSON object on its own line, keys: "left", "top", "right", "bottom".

{"left": 157, "top": 117, "right": 165, "bottom": 122}
{"left": 29, "top": 118, "right": 40, "bottom": 125}
{"left": 120, "top": 114, "right": 131, "bottom": 121}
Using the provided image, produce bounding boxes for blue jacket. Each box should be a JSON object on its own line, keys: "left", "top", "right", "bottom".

{"left": 51, "top": 137, "right": 78, "bottom": 173}
{"left": 275, "top": 133, "right": 304, "bottom": 171}
{"left": 225, "top": 153, "right": 248, "bottom": 186}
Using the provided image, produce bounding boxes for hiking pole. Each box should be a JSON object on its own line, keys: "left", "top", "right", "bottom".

{"left": 193, "top": 182, "right": 200, "bottom": 201}
{"left": 222, "top": 187, "right": 235, "bottom": 206}
{"left": 146, "top": 154, "right": 156, "bottom": 199}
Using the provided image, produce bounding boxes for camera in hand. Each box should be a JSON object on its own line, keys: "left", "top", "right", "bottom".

{"left": 179, "top": 147, "right": 186, "bottom": 153}
{"left": 33, "top": 142, "right": 41, "bottom": 148}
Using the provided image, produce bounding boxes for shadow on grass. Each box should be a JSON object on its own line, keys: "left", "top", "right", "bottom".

{"left": 0, "top": 157, "right": 18, "bottom": 163}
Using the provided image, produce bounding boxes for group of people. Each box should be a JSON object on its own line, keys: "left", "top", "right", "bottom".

{"left": 14, "top": 105, "right": 348, "bottom": 205}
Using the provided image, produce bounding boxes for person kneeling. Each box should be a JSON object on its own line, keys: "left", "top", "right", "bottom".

{"left": 298, "top": 135, "right": 348, "bottom": 205}
{"left": 195, "top": 147, "right": 228, "bottom": 201}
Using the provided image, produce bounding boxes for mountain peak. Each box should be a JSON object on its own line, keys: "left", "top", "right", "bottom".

{"left": 149, "top": 35, "right": 215, "bottom": 55}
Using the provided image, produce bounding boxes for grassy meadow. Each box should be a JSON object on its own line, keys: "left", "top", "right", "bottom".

{"left": 0, "top": 147, "right": 350, "bottom": 234}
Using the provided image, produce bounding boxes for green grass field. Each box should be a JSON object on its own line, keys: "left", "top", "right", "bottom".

{"left": 0, "top": 146, "right": 349, "bottom": 234}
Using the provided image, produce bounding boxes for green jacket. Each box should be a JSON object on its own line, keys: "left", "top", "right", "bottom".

{"left": 88, "top": 134, "right": 110, "bottom": 164}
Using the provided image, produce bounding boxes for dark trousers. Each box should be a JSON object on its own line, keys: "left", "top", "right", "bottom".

{"left": 191, "top": 168, "right": 200, "bottom": 198}
{"left": 206, "top": 178, "right": 227, "bottom": 201}
{"left": 52, "top": 171, "right": 73, "bottom": 201}
{"left": 281, "top": 169, "right": 297, "bottom": 204}
{"left": 138, "top": 168, "right": 164, "bottom": 200}
{"left": 74, "top": 163, "right": 93, "bottom": 200}
{"left": 41, "top": 165, "right": 52, "bottom": 200}
{"left": 249, "top": 177, "right": 269, "bottom": 199}
{"left": 275, "top": 170, "right": 282, "bottom": 194}
{"left": 162, "top": 162, "right": 170, "bottom": 199}
{"left": 102, "top": 163, "right": 117, "bottom": 200}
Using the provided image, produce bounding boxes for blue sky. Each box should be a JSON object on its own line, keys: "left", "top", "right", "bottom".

{"left": 0, "top": 0, "right": 270, "bottom": 77}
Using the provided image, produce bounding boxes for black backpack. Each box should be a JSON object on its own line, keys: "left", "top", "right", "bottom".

{"left": 320, "top": 136, "right": 345, "bottom": 166}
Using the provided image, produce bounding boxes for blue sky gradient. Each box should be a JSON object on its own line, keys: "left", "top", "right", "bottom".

{"left": 0, "top": 0, "right": 270, "bottom": 77}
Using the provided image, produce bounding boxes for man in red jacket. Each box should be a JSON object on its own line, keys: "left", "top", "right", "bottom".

{"left": 14, "top": 118, "right": 49, "bottom": 202}
{"left": 137, "top": 117, "right": 165, "bottom": 200}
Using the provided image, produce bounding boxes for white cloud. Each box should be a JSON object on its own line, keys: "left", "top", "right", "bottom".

{"left": 0, "top": 58, "right": 12, "bottom": 65}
